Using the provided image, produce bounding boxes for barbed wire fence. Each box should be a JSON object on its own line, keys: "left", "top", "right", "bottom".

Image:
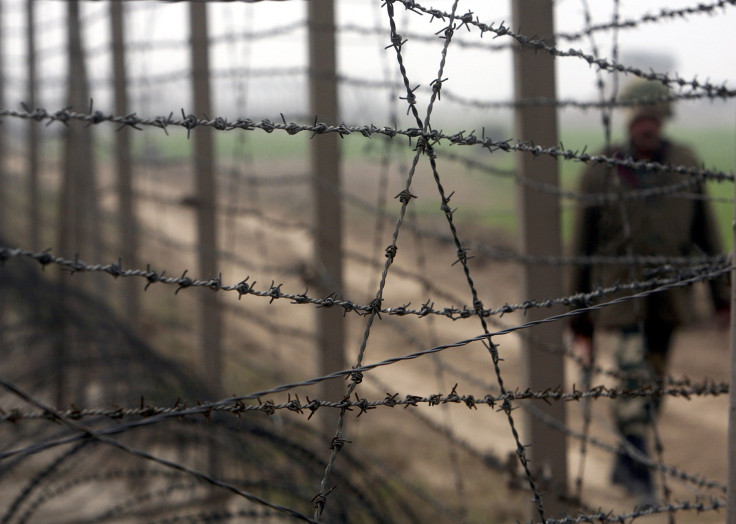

{"left": 0, "top": 0, "right": 734, "bottom": 522}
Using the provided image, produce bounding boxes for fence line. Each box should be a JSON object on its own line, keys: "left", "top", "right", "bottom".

{"left": 4, "top": 106, "right": 734, "bottom": 183}
{"left": 1, "top": 1, "right": 734, "bottom": 522}
{"left": 392, "top": 0, "right": 736, "bottom": 98}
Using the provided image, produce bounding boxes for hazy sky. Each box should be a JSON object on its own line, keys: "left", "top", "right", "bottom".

{"left": 4, "top": 0, "right": 735, "bottom": 128}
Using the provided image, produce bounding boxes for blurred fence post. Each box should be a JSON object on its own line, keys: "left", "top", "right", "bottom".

{"left": 26, "top": 0, "right": 39, "bottom": 251}
{"left": 56, "top": 0, "right": 98, "bottom": 407}
{"left": 728, "top": 118, "right": 736, "bottom": 524}
{"left": 308, "top": 0, "right": 345, "bottom": 433}
{"left": 110, "top": 2, "right": 138, "bottom": 329}
{"left": 512, "top": 0, "right": 569, "bottom": 518}
{"left": 189, "top": 2, "right": 222, "bottom": 400}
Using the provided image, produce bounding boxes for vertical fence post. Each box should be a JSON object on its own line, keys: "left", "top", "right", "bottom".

{"left": 0, "top": 0, "right": 5, "bottom": 351}
{"left": 56, "top": 0, "right": 98, "bottom": 408}
{"left": 308, "top": 0, "right": 345, "bottom": 433}
{"left": 110, "top": 2, "right": 138, "bottom": 329}
{"left": 26, "top": 0, "right": 39, "bottom": 251}
{"left": 512, "top": 0, "right": 569, "bottom": 518}
{"left": 728, "top": 117, "right": 736, "bottom": 524}
{"left": 189, "top": 2, "right": 222, "bottom": 400}
{"left": 0, "top": 0, "right": 5, "bottom": 240}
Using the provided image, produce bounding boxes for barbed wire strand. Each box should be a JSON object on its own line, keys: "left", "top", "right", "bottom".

{"left": 1, "top": 277, "right": 730, "bottom": 460}
{"left": 22, "top": 0, "right": 736, "bottom": 73}
{"left": 556, "top": 0, "right": 736, "bottom": 42}
{"left": 2, "top": 3, "right": 732, "bottom": 520}
{"left": 358, "top": 1, "right": 736, "bottom": 47}
{"left": 135, "top": 169, "right": 731, "bottom": 276}
{"left": 1, "top": 245, "right": 730, "bottom": 325}
{"left": 4, "top": 216, "right": 655, "bottom": 396}
{"left": 391, "top": 0, "right": 735, "bottom": 98}
{"left": 15, "top": 469, "right": 189, "bottom": 524}
{"left": 1, "top": 380, "right": 727, "bottom": 425}
{"left": 391, "top": 5, "right": 472, "bottom": 518}
{"left": 408, "top": 32, "right": 552, "bottom": 524}
{"left": 0, "top": 379, "right": 318, "bottom": 523}
{"left": 573, "top": 0, "right": 612, "bottom": 502}
{"left": 340, "top": 172, "right": 730, "bottom": 269}
{"left": 312, "top": 1, "right": 462, "bottom": 519}
{"left": 315, "top": 163, "right": 731, "bottom": 268}
{"left": 0, "top": 382, "right": 728, "bottom": 510}
{"left": 1, "top": 386, "right": 725, "bottom": 516}
{"left": 439, "top": 148, "right": 730, "bottom": 206}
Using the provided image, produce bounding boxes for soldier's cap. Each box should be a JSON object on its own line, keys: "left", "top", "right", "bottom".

{"left": 619, "top": 79, "right": 673, "bottom": 127}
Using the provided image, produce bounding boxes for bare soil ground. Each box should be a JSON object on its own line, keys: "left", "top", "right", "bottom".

{"left": 85, "top": 153, "right": 734, "bottom": 522}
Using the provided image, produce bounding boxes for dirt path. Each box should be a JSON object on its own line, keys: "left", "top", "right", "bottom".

{"left": 135, "top": 156, "right": 730, "bottom": 522}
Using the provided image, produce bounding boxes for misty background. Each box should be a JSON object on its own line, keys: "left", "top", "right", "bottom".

{"left": 2, "top": 0, "right": 734, "bottom": 137}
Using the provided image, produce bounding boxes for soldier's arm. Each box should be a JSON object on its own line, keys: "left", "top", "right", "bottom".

{"left": 569, "top": 164, "right": 601, "bottom": 340}
{"left": 688, "top": 159, "right": 730, "bottom": 316}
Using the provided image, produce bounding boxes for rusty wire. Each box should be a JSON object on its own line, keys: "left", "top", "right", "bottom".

{"left": 535, "top": 498, "right": 725, "bottom": 524}
{"left": 0, "top": 380, "right": 727, "bottom": 426}
{"left": 0, "top": 252, "right": 731, "bottom": 519}
{"left": 136, "top": 163, "right": 731, "bottom": 270}
{"left": 1, "top": 106, "right": 733, "bottom": 182}
{"left": 391, "top": 0, "right": 736, "bottom": 99}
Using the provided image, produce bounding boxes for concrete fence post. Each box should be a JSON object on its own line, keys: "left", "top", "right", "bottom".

{"left": 512, "top": 0, "right": 569, "bottom": 518}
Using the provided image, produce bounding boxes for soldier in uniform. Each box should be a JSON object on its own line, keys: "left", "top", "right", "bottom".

{"left": 569, "top": 79, "right": 730, "bottom": 503}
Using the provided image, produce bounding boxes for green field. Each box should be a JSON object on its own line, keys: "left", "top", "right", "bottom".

{"left": 437, "top": 125, "right": 736, "bottom": 250}
{"left": 116, "top": 123, "right": 734, "bottom": 249}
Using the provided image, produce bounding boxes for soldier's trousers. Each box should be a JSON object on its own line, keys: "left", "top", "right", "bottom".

{"left": 612, "top": 321, "right": 675, "bottom": 439}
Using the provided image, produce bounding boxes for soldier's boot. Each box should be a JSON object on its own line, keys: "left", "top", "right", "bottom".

{"left": 611, "top": 434, "right": 656, "bottom": 507}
